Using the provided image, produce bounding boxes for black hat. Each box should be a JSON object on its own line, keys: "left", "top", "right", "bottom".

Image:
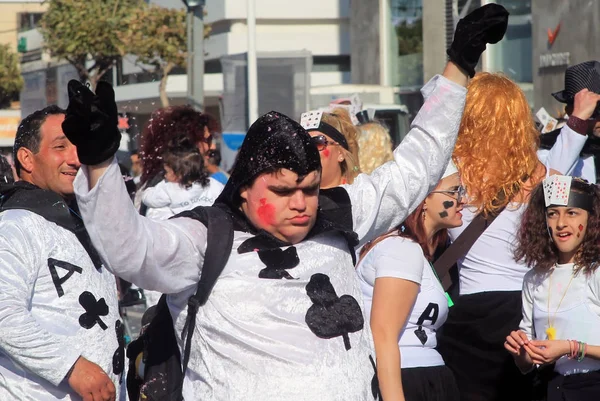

{"left": 215, "top": 111, "right": 321, "bottom": 208}
{"left": 552, "top": 61, "right": 600, "bottom": 104}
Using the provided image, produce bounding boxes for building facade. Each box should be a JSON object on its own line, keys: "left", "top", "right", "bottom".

{"left": 0, "top": 0, "right": 46, "bottom": 150}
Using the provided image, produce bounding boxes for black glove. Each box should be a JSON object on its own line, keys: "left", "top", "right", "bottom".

{"left": 62, "top": 80, "right": 121, "bottom": 165}
{"left": 447, "top": 4, "right": 509, "bottom": 78}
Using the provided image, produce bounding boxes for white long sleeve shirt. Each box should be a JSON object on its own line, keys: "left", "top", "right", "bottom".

{"left": 74, "top": 74, "right": 466, "bottom": 401}
{"left": 520, "top": 263, "right": 600, "bottom": 375}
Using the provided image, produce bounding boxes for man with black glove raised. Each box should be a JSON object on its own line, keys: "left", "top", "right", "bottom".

{"left": 69, "top": 5, "right": 507, "bottom": 400}
{"left": 0, "top": 100, "right": 121, "bottom": 401}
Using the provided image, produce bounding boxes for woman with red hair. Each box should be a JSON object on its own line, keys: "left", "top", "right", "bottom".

{"left": 437, "top": 72, "right": 595, "bottom": 401}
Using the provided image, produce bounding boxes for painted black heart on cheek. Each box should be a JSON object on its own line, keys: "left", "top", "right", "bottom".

{"left": 443, "top": 200, "right": 455, "bottom": 209}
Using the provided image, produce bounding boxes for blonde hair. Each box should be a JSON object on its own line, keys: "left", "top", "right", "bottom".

{"left": 453, "top": 73, "right": 540, "bottom": 216}
{"left": 357, "top": 122, "right": 394, "bottom": 174}
{"left": 321, "top": 107, "right": 361, "bottom": 183}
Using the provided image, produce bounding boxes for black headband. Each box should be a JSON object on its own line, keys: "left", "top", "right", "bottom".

{"left": 548, "top": 191, "right": 595, "bottom": 212}
{"left": 307, "top": 122, "right": 349, "bottom": 151}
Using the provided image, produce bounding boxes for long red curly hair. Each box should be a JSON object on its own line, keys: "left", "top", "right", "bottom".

{"left": 453, "top": 73, "right": 540, "bottom": 216}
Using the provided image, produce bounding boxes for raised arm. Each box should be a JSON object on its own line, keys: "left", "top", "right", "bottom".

{"left": 541, "top": 89, "right": 600, "bottom": 174}
{"left": 63, "top": 81, "right": 207, "bottom": 294}
{"left": 75, "top": 158, "right": 206, "bottom": 294}
{"left": 347, "top": 4, "right": 509, "bottom": 245}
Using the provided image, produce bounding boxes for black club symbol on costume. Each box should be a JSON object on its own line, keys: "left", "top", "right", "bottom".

{"left": 113, "top": 320, "right": 125, "bottom": 383}
{"left": 369, "top": 355, "right": 382, "bottom": 400}
{"left": 304, "top": 273, "right": 364, "bottom": 350}
{"left": 257, "top": 247, "right": 299, "bottom": 280}
{"left": 78, "top": 291, "right": 109, "bottom": 330}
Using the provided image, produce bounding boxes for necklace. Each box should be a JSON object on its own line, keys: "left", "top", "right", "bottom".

{"left": 546, "top": 265, "right": 575, "bottom": 340}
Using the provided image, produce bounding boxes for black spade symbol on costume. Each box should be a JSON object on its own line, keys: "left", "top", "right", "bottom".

{"left": 304, "top": 273, "right": 364, "bottom": 350}
{"left": 414, "top": 327, "right": 428, "bottom": 345}
{"left": 257, "top": 247, "right": 299, "bottom": 279}
{"left": 112, "top": 320, "right": 125, "bottom": 383}
{"left": 78, "top": 291, "right": 109, "bottom": 330}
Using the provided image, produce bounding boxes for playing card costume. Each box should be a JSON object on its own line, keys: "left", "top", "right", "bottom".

{"left": 72, "top": 73, "right": 466, "bottom": 400}
{"left": 0, "top": 183, "right": 123, "bottom": 400}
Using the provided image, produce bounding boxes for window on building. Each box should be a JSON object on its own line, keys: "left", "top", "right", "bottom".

{"left": 485, "top": 0, "right": 533, "bottom": 84}
{"left": 17, "top": 13, "right": 43, "bottom": 32}
{"left": 312, "top": 56, "right": 351, "bottom": 73}
{"left": 389, "top": 0, "right": 423, "bottom": 87}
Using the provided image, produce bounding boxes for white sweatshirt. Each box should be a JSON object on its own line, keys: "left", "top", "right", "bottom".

{"left": 142, "top": 178, "right": 224, "bottom": 220}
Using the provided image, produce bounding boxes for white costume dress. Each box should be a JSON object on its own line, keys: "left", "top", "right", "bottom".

{"left": 0, "top": 201, "right": 122, "bottom": 400}
{"left": 74, "top": 74, "right": 466, "bottom": 401}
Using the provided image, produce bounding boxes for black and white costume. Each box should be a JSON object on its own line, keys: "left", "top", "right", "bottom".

{"left": 357, "top": 236, "right": 449, "bottom": 366}
{"left": 74, "top": 75, "right": 466, "bottom": 400}
{"left": 0, "top": 184, "right": 123, "bottom": 400}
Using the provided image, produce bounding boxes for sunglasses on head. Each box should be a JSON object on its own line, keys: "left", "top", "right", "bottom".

{"left": 310, "top": 135, "right": 333, "bottom": 152}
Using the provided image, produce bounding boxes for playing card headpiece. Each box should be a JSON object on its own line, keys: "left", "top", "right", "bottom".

{"left": 300, "top": 110, "right": 350, "bottom": 151}
{"left": 216, "top": 111, "right": 321, "bottom": 208}
{"left": 542, "top": 175, "right": 594, "bottom": 212}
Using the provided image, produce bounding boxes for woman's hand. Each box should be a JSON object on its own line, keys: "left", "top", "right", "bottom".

{"left": 505, "top": 330, "right": 534, "bottom": 371}
{"left": 526, "top": 339, "right": 570, "bottom": 365}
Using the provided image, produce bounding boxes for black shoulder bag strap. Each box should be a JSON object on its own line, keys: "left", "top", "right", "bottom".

{"left": 180, "top": 206, "right": 234, "bottom": 377}
{"left": 433, "top": 207, "right": 505, "bottom": 291}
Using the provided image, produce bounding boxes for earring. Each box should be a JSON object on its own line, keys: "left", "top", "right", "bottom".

{"left": 422, "top": 206, "right": 427, "bottom": 221}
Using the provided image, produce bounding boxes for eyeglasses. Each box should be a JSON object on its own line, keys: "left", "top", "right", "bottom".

{"left": 310, "top": 135, "right": 334, "bottom": 152}
{"left": 430, "top": 185, "right": 466, "bottom": 204}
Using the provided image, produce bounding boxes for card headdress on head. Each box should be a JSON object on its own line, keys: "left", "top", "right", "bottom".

{"left": 300, "top": 110, "right": 350, "bottom": 151}
{"left": 542, "top": 175, "right": 594, "bottom": 212}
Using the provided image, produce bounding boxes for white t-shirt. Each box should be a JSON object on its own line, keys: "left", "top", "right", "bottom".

{"left": 520, "top": 263, "right": 600, "bottom": 375}
{"left": 356, "top": 236, "right": 449, "bottom": 368}
{"left": 142, "top": 178, "right": 224, "bottom": 220}
{"left": 449, "top": 203, "right": 529, "bottom": 295}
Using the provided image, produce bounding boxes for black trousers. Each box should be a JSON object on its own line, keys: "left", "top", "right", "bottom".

{"left": 437, "top": 291, "right": 534, "bottom": 401}
{"left": 545, "top": 370, "right": 600, "bottom": 401}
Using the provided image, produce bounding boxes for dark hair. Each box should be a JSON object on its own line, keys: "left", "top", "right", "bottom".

{"left": 514, "top": 179, "right": 600, "bottom": 273}
{"left": 0, "top": 155, "right": 14, "bottom": 184}
{"left": 140, "top": 106, "right": 220, "bottom": 186}
{"left": 359, "top": 201, "right": 448, "bottom": 263}
{"left": 13, "top": 105, "right": 65, "bottom": 176}
{"left": 162, "top": 140, "right": 209, "bottom": 189}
